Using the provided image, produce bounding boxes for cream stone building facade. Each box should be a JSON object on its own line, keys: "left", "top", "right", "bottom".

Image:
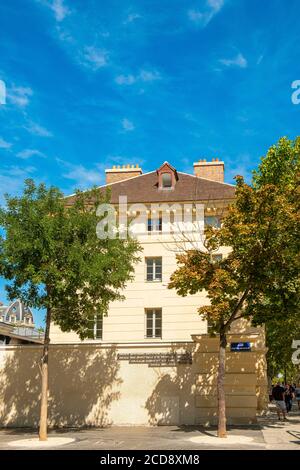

{"left": 0, "top": 160, "right": 268, "bottom": 428}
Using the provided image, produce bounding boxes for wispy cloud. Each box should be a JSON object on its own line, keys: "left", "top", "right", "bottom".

{"left": 123, "top": 13, "right": 141, "bottom": 25}
{"left": 7, "top": 85, "right": 33, "bottom": 107}
{"left": 25, "top": 121, "right": 53, "bottom": 137}
{"left": 122, "top": 118, "right": 135, "bottom": 131}
{"left": 38, "top": 0, "right": 70, "bottom": 22}
{"left": 17, "top": 149, "right": 45, "bottom": 159}
{"left": 0, "top": 166, "right": 37, "bottom": 204}
{"left": 188, "top": 0, "right": 225, "bottom": 27}
{"left": 80, "top": 46, "right": 109, "bottom": 71}
{"left": 115, "top": 74, "right": 136, "bottom": 85}
{"left": 115, "top": 69, "right": 161, "bottom": 86}
{"left": 57, "top": 159, "right": 102, "bottom": 189}
{"left": 0, "top": 137, "right": 12, "bottom": 150}
{"left": 219, "top": 53, "right": 248, "bottom": 68}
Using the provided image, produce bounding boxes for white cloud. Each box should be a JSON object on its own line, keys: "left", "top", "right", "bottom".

{"left": 123, "top": 13, "right": 141, "bottom": 24}
{"left": 0, "top": 137, "right": 12, "bottom": 150}
{"left": 122, "top": 118, "right": 135, "bottom": 132}
{"left": 0, "top": 166, "right": 37, "bottom": 204}
{"left": 115, "top": 74, "right": 136, "bottom": 85}
{"left": 81, "top": 46, "right": 109, "bottom": 70}
{"left": 57, "top": 159, "right": 102, "bottom": 188}
{"left": 25, "top": 122, "right": 53, "bottom": 137}
{"left": 38, "top": 0, "right": 70, "bottom": 22}
{"left": 7, "top": 86, "right": 33, "bottom": 107}
{"left": 219, "top": 53, "right": 248, "bottom": 68}
{"left": 188, "top": 10, "right": 205, "bottom": 22}
{"left": 115, "top": 69, "right": 161, "bottom": 86}
{"left": 51, "top": 0, "right": 70, "bottom": 21}
{"left": 139, "top": 69, "right": 161, "bottom": 82}
{"left": 188, "top": 0, "right": 224, "bottom": 27}
{"left": 17, "top": 149, "right": 45, "bottom": 159}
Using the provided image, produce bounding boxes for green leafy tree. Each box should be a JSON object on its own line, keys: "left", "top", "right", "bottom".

{"left": 169, "top": 137, "right": 300, "bottom": 437}
{"left": 265, "top": 315, "right": 300, "bottom": 384}
{"left": 0, "top": 180, "right": 140, "bottom": 440}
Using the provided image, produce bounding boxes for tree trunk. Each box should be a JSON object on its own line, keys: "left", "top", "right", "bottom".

{"left": 217, "top": 329, "right": 227, "bottom": 438}
{"left": 39, "top": 308, "right": 51, "bottom": 441}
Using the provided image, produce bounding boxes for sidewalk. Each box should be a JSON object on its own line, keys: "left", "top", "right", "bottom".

{"left": 258, "top": 403, "right": 300, "bottom": 450}
{"left": 0, "top": 404, "right": 299, "bottom": 450}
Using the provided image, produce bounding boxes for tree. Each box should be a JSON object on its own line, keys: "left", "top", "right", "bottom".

{"left": 168, "top": 137, "right": 300, "bottom": 437}
{"left": 265, "top": 315, "right": 300, "bottom": 385}
{"left": 0, "top": 180, "right": 140, "bottom": 440}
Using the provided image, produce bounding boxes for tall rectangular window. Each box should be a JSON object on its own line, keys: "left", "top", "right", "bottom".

{"left": 145, "top": 309, "right": 162, "bottom": 338}
{"left": 146, "top": 257, "right": 162, "bottom": 282}
{"left": 88, "top": 314, "right": 103, "bottom": 339}
{"left": 147, "top": 216, "right": 162, "bottom": 232}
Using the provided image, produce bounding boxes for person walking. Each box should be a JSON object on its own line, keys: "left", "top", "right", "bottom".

{"left": 284, "top": 384, "right": 294, "bottom": 413}
{"left": 295, "top": 384, "right": 300, "bottom": 411}
{"left": 272, "top": 382, "right": 287, "bottom": 420}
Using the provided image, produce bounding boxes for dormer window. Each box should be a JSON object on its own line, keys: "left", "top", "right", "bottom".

{"left": 156, "top": 162, "right": 178, "bottom": 190}
{"left": 162, "top": 173, "right": 172, "bottom": 188}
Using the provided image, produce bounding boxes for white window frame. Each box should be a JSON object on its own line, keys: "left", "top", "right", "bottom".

{"left": 147, "top": 216, "right": 162, "bottom": 232}
{"left": 145, "top": 257, "right": 162, "bottom": 282}
{"left": 145, "top": 309, "right": 162, "bottom": 339}
{"left": 88, "top": 314, "right": 103, "bottom": 340}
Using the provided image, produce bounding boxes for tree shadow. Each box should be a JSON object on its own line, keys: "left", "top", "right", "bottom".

{"left": 144, "top": 342, "right": 219, "bottom": 426}
{"left": 287, "top": 430, "right": 300, "bottom": 445}
{"left": 0, "top": 346, "right": 122, "bottom": 429}
{"left": 145, "top": 329, "right": 267, "bottom": 428}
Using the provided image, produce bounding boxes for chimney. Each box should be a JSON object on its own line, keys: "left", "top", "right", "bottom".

{"left": 193, "top": 158, "right": 224, "bottom": 183}
{"left": 105, "top": 164, "right": 143, "bottom": 185}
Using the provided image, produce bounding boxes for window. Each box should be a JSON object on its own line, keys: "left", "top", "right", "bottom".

{"left": 10, "top": 315, "right": 16, "bottom": 323}
{"left": 145, "top": 309, "right": 162, "bottom": 338}
{"left": 88, "top": 315, "right": 103, "bottom": 339}
{"left": 146, "top": 257, "right": 162, "bottom": 282}
{"left": 147, "top": 216, "right": 162, "bottom": 232}
{"left": 162, "top": 173, "right": 172, "bottom": 188}
{"left": 204, "top": 216, "right": 221, "bottom": 228}
{"left": 212, "top": 254, "right": 223, "bottom": 263}
{"left": 25, "top": 316, "right": 31, "bottom": 324}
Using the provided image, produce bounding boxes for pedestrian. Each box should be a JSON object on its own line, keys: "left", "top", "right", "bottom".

{"left": 295, "top": 383, "right": 300, "bottom": 411}
{"left": 284, "top": 384, "right": 294, "bottom": 413}
{"left": 272, "top": 382, "right": 287, "bottom": 421}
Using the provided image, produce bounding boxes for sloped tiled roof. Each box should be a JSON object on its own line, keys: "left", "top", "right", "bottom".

{"left": 65, "top": 170, "right": 235, "bottom": 204}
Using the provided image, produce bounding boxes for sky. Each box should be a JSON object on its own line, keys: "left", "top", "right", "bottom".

{"left": 0, "top": 0, "right": 300, "bottom": 327}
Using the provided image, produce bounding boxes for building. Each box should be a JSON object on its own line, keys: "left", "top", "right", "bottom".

{"left": 0, "top": 159, "right": 268, "bottom": 428}
{"left": 0, "top": 300, "right": 44, "bottom": 345}
{"left": 0, "top": 300, "right": 34, "bottom": 327}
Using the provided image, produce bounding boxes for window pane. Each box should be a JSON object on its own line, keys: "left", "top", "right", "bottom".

{"left": 146, "top": 258, "right": 154, "bottom": 280}
{"left": 162, "top": 173, "right": 172, "bottom": 188}
{"left": 204, "top": 216, "right": 221, "bottom": 228}
{"left": 155, "top": 258, "right": 162, "bottom": 268}
{"left": 146, "top": 312, "right": 153, "bottom": 329}
{"left": 95, "top": 316, "right": 102, "bottom": 339}
{"left": 146, "top": 328, "right": 153, "bottom": 338}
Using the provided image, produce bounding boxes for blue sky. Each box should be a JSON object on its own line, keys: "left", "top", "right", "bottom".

{"left": 0, "top": 0, "right": 300, "bottom": 326}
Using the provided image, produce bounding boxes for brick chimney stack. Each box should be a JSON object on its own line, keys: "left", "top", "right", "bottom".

{"left": 105, "top": 164, "right": 143, "bottom": 184}
{"left": 193, "top": 158, "right": 224, "bottom": 183}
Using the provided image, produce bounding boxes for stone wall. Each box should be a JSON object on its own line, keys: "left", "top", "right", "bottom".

{"left": 0, "top": 332, "right": 267, "bottom": 428}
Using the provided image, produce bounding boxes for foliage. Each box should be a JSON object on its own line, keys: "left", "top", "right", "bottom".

{"left": 169, "top": 137, "right": 300, "bottom": 337}
{"left": 266, "top": 315, "right": 300, "bottom": 383}
{"left": 0, "top": 179, "right": 141, "bottom": 339}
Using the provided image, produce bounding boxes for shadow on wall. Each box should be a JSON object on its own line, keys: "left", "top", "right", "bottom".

{"left": 144, "top": 343, "right": 219, "bottom": 426}
{"left": 0, "top": 346, "right": 122, "bottom": 428}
